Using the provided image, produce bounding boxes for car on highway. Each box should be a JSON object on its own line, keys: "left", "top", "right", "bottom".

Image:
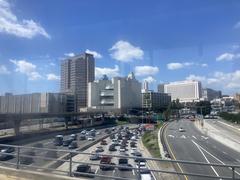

{"left": 105, "top": 129, "right": 111, "bottom": 134}
{"left": 53, "top": 135, "right": 63, "bottom": 146}
{"left": 140, "top": 169, "right": 154, "bottom": 180}
{"left": 108, "top": 144, "right": 117, "bottom": 151}
{"left": 179, "top": 127, "right": 185, "bottom": 132}
{"left": 95, "top": 146, "right": 104, "bottom": 153}
{"left": 89, "top": 153, "right": 101, "bottom": 161}
{"left": 79, "top": 135, "right": 86, "bottom": 140}
{"left": 118, "top": 158, "right": 132, "bottom": 171}
{"left": 130, "top": 142, "right": 137, "bottom": 148}
{"left": 100, "top": 156, "right": 115, "bottom": 170}
{"left": 63, "top": 139, "right": 73, "bottom": 146}
{"left": 70, "top": 134, "right": 77, "bottom": 140}
{"left": 87, "top": 136, "right": 95, "bottom": 141}
{"left": 119, "top": 147, "right": 126, "bottom": 152}
{"left": 100, "top": 140, "right": 107, "bottom": 145}
{"left": 68, "top": 141, "right": 78, "bottom": 149}
{"left": 136, "top": 161, "right": 147, "bottom": 169}
{"left": 133, "top": 151, "right": 142, "bottom": 157}
{"left": 0, "top": 147, "right": 15, "bottom": 161}
{"left": 73, "top": 164, "right": 94, "bottom": 178}
{"left": 135, "top": 158, "right": 146, "bottom": 163}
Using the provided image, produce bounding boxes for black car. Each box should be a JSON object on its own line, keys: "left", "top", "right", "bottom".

{"left": 68, "top": 141, "right": 78, "bottom": 149}
{"left": 20, "top": 151, "right": 35, "bottom": 165}
{"left": 73, "top": 165, "right": 94, "bottom": 178}
{"left": 0, "top": 147, "right": 15, "bottom": 161}
{"left": 108, "top": 145, "right": 117, "bottom": 151}
{"left": 63, "top": 139, "right": 73, "bottom": 146}
{"left": 79, "top": 135, "right": 86, "bottom": 140}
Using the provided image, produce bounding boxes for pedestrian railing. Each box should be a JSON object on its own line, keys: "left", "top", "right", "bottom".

{"left": 0, "top": 144, "right": 239, "bottom": 180}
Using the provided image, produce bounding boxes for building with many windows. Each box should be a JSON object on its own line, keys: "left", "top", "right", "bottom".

{"left": 88, "top": 73, "right": 141, "bottom": 112}
{"left": 60, "top": 53, "right": 95, "bottom": 111}
{"left": 202, "top": 88, "right": 222, "bottom": 101}
{"left": 0, "top": 93, "right": 70, "bottom": 113}
{"left": 142, "top": 91, "right": 171, "bottom": 110}
{"left": 163, "top": 80, "right": 202, "bottom": 102}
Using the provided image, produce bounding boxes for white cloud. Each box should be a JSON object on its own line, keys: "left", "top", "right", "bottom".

{"left": 0, "top": 0, "right": 50, "bottom": 39}
{"left": 167, "top": 62, "right": 184, "bottom": 70}
{"left": 0, "top": 65, "right": 10, "bottom": 74}
{"left": 109, "top": 40, "right": 144, "bottom": 62}
{"left": 201, "top": 63, "right": 208, "bottom": 67}
{"left": 49, "top": 62, "right": 55, "bottom": 66}
{"left": 10, "top": 59, "right": 42, "bottom": 80}
{"left": 186, "top": 70, "right": 240, "bottom": 92}
{"left": 95, "top": 65, "right": 120, "bottom": 79}
{"left": 64, "top": 52, "right": 75, "bottom": 57}
{"left": 47, "top": 73, "right": 60, "bottom": 81}
{"left": 186, "top": 74, "right": 206, "bottom": 81}
{"left": 167, "top": 62, "right": 207, "bottom": 70}
{"left": 85, "top": 49, "right": 102, "bottom": 59}
{"left": 234, "top": 21, "right": 240, "bottom": 29}
{"left": 134, "top": 66, "right": 159, "bottom": 76}
{"left": 143, "top": 76, "right": 156, "bottom": 84}
{"left": 216, "top": 53, "right": 238, "bottom": 61}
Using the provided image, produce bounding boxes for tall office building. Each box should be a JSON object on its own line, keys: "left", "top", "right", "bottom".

{"left": 142, "top": 81, "right": 149, "bottom": 93}
{"left": 60, "top": 53, "right": 95, "bottom": 111}
{"left": 157, "top": 84, "right": 165, "bottom": 93}
{"left": 164, "top": 80, "right": 202, "bottom": 102}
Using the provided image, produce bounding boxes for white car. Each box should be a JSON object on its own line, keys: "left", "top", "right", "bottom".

{"left": 130, "top": 149, "right": 137, "bottom": 155}
{"left": 179, "top": 127, "right": 185, "bottom": 132}
{"left": 119, "top": 148, "right": 126, "bottom": 152}
{"left": 136, "top": 162, "right": 147, "bottom": 169}
{"left": 87, "top": 137, "right": 94, "bottom": 141}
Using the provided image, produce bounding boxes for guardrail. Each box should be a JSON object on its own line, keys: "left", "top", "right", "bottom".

{"left": 0, "top": 144, "right": 239, "bottom": 180}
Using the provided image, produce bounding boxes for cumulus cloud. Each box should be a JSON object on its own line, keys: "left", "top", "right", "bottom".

{"left": 64, "top": 52, "right": 75, "bottom": 57}
{"left": 167, "top": 62, "right": 207, "bottom": 70}
{"left": 95, "top": 65, "right": 120, "bottom": 79}
{"left": 47, "top": 73, "right": 60, "bottom": 81}
{"left": 134, "top": 65, "right": 159, "bottom": 76}
{"left": 0, "top": 0, "right": 50, "bottom": 39}
{"left": 10, "top": 59, "right": 42, "bottom": 80}
{"left": 85, "top": 49, "right": 102, "bottom": 59}
{"left": 109, "top": 40, "right": 144, "bottom": 62}
{"left": 216, "top": 53, "right": 236, "bottom": 61}
{"left": 186, "top": 70, "right": 240, "bottom": 91}
{"left": 143, "top": 76, "right": 156, "bottom": 84}
{"left": 0, "top": 65, "right": 10, "bottom": 74}
{"left": 186, "top": 74, "right": 206, "bottom": 81}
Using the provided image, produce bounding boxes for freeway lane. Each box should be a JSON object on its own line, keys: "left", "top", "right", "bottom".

{"left": 164, "top": 119, "right": 240, "bottom": 180}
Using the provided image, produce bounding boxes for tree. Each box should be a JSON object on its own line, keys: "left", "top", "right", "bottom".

{"left": 196, "top": 101, "right": 211, "bottom": 116}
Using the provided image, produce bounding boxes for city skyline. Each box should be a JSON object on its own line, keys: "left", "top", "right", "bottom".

{"left": 0, "top": 0, "right": 240, "bottom": 95}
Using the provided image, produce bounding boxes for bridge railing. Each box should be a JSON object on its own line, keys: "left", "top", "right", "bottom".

{"left": 0, "top": 143, "right": 239, "bottom": 180}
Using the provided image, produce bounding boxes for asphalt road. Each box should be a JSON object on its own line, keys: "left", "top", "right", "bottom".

{"left": 0, "top": 126, "right": 113, "bottom": 168}
{"left": 164, "top": 118, "right": 240, "bottom": 180}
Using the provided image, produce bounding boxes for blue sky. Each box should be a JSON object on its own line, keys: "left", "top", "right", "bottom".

{"left": 0, "top": 0, "right": 240, "bottom": 95}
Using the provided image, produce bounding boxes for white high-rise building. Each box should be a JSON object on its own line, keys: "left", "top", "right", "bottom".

{"left": 142, "top": 81, "right": 149, "bottom": 93}
{"left": 88, "top": 72, "right": 141, "bottom": 112}
{"left": 164, "top": 80, "right": 202, "bottom": 102}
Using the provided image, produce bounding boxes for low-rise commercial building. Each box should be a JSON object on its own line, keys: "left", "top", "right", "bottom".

{"left": 0, "top": 92, "right": 72, "bottom": 113}
{"left": 202, "top": 88, "right": 222, "bottom": 101}
{"left": 142, "top": 91, "right": 171, "bottom": 110}
{"left": 88, "top": 73, "right": 141, "bottom": 112}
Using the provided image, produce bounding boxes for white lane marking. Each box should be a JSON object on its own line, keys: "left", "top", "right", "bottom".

{"left": 132, "top": 170, "right": 135, "bottom": 175}
{"left": 217, "top": 121, "right": 240, "bottom": 131}
{"left": 168, "top": 135, "right": 175, "bottom": 138}
{"left": 180, "top": 135, "right": 186, "bottom": 139}
{"left": 95, "top": 167, "right": 99, "bottom": 174}
{"left": 237, "top": 159, "right": 240, "bottom": 163}
{"left": 192, "top": 140, "right": 240, "bottom": 176}
{"left": 192, "top": 140, "right": 220, "bottom": 178}
{"left": 222, "top": 151, "right": 227, "bottom": 155}
{"left": 192, "top": 135, "right": 197, "bottom": 139}
{"left": 201, "top": 135, "right": 209, "bottom": 140}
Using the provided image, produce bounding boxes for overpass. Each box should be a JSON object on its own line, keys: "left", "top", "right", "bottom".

{"left": 0, "top": 111, "right": 109, "bottom": 136}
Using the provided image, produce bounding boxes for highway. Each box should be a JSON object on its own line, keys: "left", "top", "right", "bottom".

{"left": 164, "top": 118, "right": 240, "bottom": 180}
